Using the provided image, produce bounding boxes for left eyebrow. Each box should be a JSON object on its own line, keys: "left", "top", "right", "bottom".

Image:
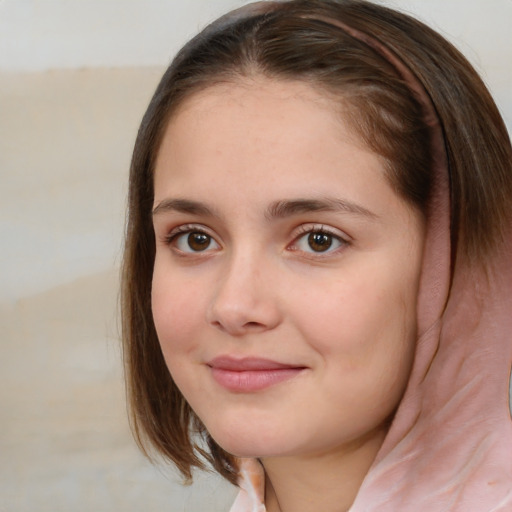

{"left": 152, "top": 198, "right": 216, "bottom": 217}
{"left": 265, "top": 197, "right": 378, "bottom": 220}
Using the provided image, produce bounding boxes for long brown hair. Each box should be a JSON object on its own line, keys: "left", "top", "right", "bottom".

{"left": 121, "top": 0, "right": 512, "bottom": 484}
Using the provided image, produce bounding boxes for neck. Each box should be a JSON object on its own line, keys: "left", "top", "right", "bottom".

{"left": 261, "top": 426, "right": 386, "bottom": 512}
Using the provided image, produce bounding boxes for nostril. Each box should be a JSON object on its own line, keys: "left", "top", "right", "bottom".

{"left": 244, "top": 321, "right": 265, "bottom": 330}
{"left": 206, "top": 291, "right": 281, "bottom": 334}
{"left": 209, "top": 320, "right": 225, "bottom": 332}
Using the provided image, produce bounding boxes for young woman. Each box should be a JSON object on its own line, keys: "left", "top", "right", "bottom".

{"left": 121, "top": 1, "right": 512, "bottom": 510}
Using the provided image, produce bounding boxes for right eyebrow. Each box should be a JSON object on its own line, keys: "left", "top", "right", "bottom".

{"left": 152, "top": 198, "right": 215, "bottom": 217}
{"left": 265, "top": 197, "right": 378, "bottom": 221}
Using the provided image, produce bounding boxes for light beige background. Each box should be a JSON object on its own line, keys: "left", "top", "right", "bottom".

{"left": 1, "top": 1, "right": 510, "bottom": 511}
{"left": 0, "top": 68, "right": 237, "bottom": 511}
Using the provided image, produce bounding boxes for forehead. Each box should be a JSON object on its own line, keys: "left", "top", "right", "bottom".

{"left": 152, "top": 78, "right": 406, "bottom": 223}
{"left": 154, "top": 77, "right": 374, "bottom": 183}
{"left": 171, "top": 77, "right": 338, "bottom": 119}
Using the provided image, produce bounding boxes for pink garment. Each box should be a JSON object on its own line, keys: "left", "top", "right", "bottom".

{"left": 230, "top": 458, "right": 266, "bottom": 512}
{"left": 229, "top": 182, "right": 512, "bottom": 512}
{"left": 229, "top": 16, "right": 512, "bottom": 512}
{"left": 229, "top": 239, "right": 512, "bottom": 511}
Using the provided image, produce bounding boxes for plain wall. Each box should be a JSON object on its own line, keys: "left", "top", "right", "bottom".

{"left": 1, "top": 1, "right": 510, "bottom": 511}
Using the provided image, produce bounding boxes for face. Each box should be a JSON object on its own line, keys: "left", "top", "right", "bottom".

{"left": 151, "top": 79, "right": 425, "bottom": 460}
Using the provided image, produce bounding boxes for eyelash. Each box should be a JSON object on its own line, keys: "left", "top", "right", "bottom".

{"left": 289, "top": 224, "right": 350, "bottom": 256}
{"left": 164, "top": 224, "right": 219, "bottom": 254}
{"left": 162, "top": 223, "right": 350, "bottom": 257}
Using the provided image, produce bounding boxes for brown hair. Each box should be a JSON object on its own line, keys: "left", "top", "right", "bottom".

{"left": 121, "top": 0, "right": 512, "bottom": 484}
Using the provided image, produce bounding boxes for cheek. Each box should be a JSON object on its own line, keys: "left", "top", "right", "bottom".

{"left": 294, "top": 262, "right": 418, "bottom": 394}
{"left": 297, "top": 269, "right": 414, "bottom": 350}
{"left": 151, "top": 266, "right": 211, "bottom": 401}
{"left": 151, "top": 263, "right": 205, "bottom": 355}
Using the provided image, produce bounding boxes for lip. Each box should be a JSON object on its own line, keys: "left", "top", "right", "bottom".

{"left": 207, "top": 356, "right": 307, "bottom": 392}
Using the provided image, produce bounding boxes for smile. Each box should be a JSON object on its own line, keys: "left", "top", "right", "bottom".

{"left": 207, "top": 356, "right": 307, "bottom": 393}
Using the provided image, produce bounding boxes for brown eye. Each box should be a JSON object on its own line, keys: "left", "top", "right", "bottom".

{"left": 308, "top": 232, "right": 333, "bottom": 252}
{"left": 187, "top": 232, "right": 212, "bottom": 251}
{"left": 171, "top": 229, "right": 220, "bottom": 253}
{"left": 290, "top": 227, "right": 346, "bottom": 255}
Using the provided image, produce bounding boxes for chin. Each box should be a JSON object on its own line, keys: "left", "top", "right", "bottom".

{"left": 208, "top": 429, "right": 277, "bottom": 458}
{"left": 205, "top": 419, "right": 308, "bottom": 460}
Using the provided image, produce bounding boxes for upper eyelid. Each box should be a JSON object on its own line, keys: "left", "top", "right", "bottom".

{"left": 292, "top": 223, "right": 351, "bottom": 241}
{"left": 158, "top": 224, "right": 220, "bottom": 250}
{"left": 164, "top": 225, "right": 221, "bottom": 254}
{"left": 159, "top": 222, "right": 351, "bottom": 248}
{"left": 166, "top": 223, "right": 215, "bottom": 238}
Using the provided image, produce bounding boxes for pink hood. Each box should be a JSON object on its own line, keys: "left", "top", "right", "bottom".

{"left": 229, "top": 15, "right": 512, "bottom": 512}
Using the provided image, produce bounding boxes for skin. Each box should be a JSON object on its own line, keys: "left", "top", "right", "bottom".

{"left": 151, "top": 78, "right": 426, "bottom": 512}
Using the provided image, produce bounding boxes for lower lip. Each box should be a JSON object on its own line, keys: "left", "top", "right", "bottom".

{"left": 210, "top": 367, "right": 304, "bottom": 392}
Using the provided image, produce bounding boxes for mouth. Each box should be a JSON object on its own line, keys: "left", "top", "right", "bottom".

{"left": 207, "top": 356, "right": 307, "bottom": 393}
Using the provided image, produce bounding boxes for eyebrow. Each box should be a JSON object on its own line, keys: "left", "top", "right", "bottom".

{"left": 152, "top": 198, "right": 216, "bottom": 217}
{"left": 265, "top": 198, "right": 378, "bottom": 220}
{"left": 152, "top": 196, "right": 378, "bottom": 220}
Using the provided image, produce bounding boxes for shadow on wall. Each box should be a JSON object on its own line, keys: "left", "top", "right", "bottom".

{"left": 0, "top": 69, "right": 235, "bottom": 512}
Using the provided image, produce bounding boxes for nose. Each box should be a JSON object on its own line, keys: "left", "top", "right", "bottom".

{"left": 206, "top": 252, "right": 282, "bottom": 336}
